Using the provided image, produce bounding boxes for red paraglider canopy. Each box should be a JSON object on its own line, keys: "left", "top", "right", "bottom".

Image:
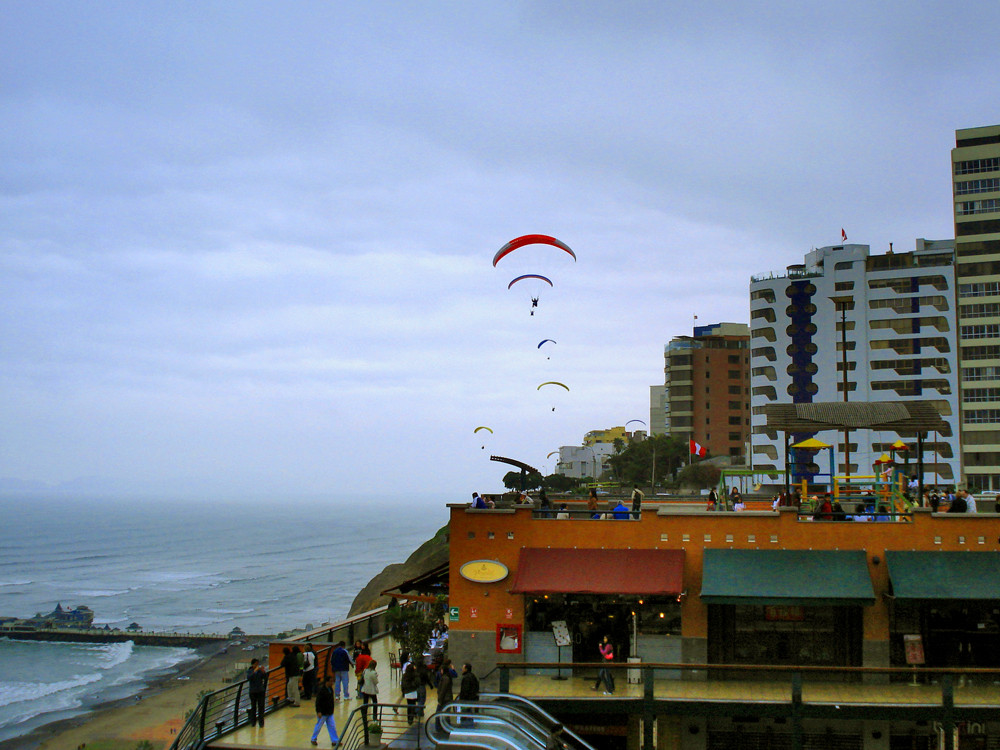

{"left": 507, "top": 274, "right": 553, "bottom": 290}
{"left": 493, "top": 234, "right": 576, "bottom": 267}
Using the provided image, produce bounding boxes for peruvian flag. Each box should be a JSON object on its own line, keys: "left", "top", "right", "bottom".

{"left": 689, "top": 440, "right": 707, "bottom": 457}
{"left": 841, "top": 228, "right": 848, "bottom": 242}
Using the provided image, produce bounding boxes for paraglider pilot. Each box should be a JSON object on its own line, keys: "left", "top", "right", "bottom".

{"left": 530, "top": 297, "right": 539, "bottom": 315}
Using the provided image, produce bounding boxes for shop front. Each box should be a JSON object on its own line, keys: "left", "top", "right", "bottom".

{"left": 510, "top": 548, "right": 685, "bottom": 677}
{"left": 887, "top": 551, "right": 1000, "bottom": 672}
{"left": 701, "top": 549, "right": 874, "bottom": 678}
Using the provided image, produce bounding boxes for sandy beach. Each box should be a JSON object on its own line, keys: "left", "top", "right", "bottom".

{"left": 1, "top": 641, "right": 264, "bottom": 750}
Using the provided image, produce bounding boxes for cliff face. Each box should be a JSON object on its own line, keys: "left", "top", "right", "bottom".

{"left": 348, "top": 524, "right": 450, "bottom": 616}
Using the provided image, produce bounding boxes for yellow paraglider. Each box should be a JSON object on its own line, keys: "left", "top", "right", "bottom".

{"left": 536, "top": 381, "right": 569, "bottom": 391}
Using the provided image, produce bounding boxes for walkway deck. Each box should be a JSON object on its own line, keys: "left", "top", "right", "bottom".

{"left": 211, "top": 636, "right": 1000, "bottom": 748}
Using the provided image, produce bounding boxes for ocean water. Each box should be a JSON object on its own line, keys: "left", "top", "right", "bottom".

{"left": 0, "top": 495, "right": 447, "bottom": 744}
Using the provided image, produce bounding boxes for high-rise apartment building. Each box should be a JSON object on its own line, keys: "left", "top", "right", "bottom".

{"left": 749, "top": 242, "right": 961, "bottom": 484}
{"left": 952, "top": 124, "right": 1000, "bottom": 492}
{"left": 656, "top": 322, "right": 750, "bottom": 461}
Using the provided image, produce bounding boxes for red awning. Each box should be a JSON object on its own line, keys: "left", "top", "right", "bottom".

{"left": 509, "top": 548, "right": 685, "bottom": 595}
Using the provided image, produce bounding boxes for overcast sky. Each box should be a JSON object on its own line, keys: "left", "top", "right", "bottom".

{"left": 2, "top": 1, "right": 998, "bottom": 500}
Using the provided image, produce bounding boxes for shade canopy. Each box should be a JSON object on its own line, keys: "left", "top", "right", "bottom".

{"left": 509, "top": 548, "right": 684, "bottom": 595}
{"left": 700, "top": 549, "right": 875, "bottom": 605}
{"left": 887, "top": 552, "right": 1000, "bottom": 600}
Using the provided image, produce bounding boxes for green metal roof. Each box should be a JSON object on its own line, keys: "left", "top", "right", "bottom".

{"left": 700, "top": 549, "right": 875, "bottom": 605}
{"left": 886, "top": 551, "right": 1000, "bottom": 600}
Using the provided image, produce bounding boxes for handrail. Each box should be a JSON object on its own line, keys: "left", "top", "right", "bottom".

{"left": 494, "top": 660, "right": 1000, "bottom": 677}
{"left": 337, "top": 701, "right": 429, "bottom": 750}
{"left": 168, "top": 605, "right": 389, "bottom": 750}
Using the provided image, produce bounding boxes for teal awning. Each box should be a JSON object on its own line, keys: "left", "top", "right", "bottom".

{"left": 887, "top": 551, "right": 1000, "bottom": 600}
{"left": 701, "top": 549, "right": 875, "bottom": 605}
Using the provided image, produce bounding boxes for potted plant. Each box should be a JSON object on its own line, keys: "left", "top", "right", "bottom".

{"left": 366, "top": 721, "right": 383, "bottom": 747}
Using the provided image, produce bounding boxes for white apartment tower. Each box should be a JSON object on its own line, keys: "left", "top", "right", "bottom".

{"left": 952, "top": 124, "right": 1000, "bottom": 492}
{"left": 749, "top": 242, "right": 961, "bottom": 485}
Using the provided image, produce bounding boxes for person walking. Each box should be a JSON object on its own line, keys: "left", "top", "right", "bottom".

{"left": 246, "top": 658, "right": 268, "bottom": 727}
{"left": 328, "top": 641, "right": 353, "bottom": 700}
{"left": 360, "top": 659, "right": 380, "bottom": 722}
{"left": 281, "top": 647, "right": 302, "bottom": 707}
{"left": 592, "top": 635, "right": 615, "bottom": 694}
{"left": 310, "top": 675, "right": 338, "bottom": 747}
{"left": 302, "top": 644, "right": 317, "bottom": 700}
{"left": 400, "top": 663, "right": 420, "bottom": 725}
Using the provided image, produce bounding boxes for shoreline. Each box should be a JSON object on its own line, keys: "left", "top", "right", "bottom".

{"left": 0, "top": 640, "right": 267, "bottom": 750}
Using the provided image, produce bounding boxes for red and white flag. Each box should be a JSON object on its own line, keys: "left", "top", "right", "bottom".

{"left": 841, "top": 228, "right": 848, "bottom": 242}
{"left": 689, "top": 440, "right": 707, "bottom": 457}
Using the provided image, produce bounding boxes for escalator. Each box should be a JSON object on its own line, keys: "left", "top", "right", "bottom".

{"left": 425, "top": 693, "right": 596, "bottom": 750}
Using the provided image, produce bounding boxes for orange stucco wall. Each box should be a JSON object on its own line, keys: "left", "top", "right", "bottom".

{"left": 447, "top": 503, "right": 999, "bottom": 644}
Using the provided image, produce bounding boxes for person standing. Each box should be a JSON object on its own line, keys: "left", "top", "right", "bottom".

{"left": 459, "top": 662, "right": 479, "bottom": 701}
{"left": 302, "top": 644, "right": 317, "bottom": 700}
{"left": 947, "top": 491, "right": 968, "bottom": 513}
{"left": 281, "top": 647, "right": 302, "bottom": 707}
{"left": 246, "top": 658, "right": 268, "bottom": 728}
{"left": 707, "top": 487, "right": 719, "bottom": 511}
{"left": 592, "top": 635, "right": 615, "bottom": 694}
{"left": 436, "top": 658, "right": 454, "bottom": 710}
{"left": 360, "top": 659, "right": 379, "bottom": 722}
{"left": 539, "top": 488, "right": 552, "bottom": 518}
{"left": 630, "top": 485, "right": 644, "bottom": 520}
{"left": 960, "top": 488, "right": 978, "bottom": 514}
{"left": 329, "top": 641, "right": 353, "bottom": 700}
{"left": 310, "top": 675, "right": 338, "bottom": 747}
{"left": 587, "top": 488, "right": 599, "bottom": 517}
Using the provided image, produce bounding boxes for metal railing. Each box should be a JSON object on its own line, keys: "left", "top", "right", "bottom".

{"left": 168, "top": 605, "right": 390, "bottom": 750}
{"left": 491, "top": 662, "right": 1000, "bottom": 750}
{"left": 337, "top": 700, "right": 429, "bottom": 750}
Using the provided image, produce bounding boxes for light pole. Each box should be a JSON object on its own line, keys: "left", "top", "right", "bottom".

{"left": 830, "top": 296, "right": 853, "bottom": 480}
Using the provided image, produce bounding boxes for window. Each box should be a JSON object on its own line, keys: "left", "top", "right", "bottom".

{"left": 962, "top": 344, "right": 1000, "bottom": 360}
{"left": 965, "top": 409, "right": 1000, "bottom": 424}
{"left": 729, "top": 385, "right": 742, "bottom": 394}
{"left": 728, "top": 370, "right": 740, "bottom": 378}
{"left": 728, "top": 416, "right": 741, "bottom": 425}
{"left": 959, "top": 281, "right": 1000, "bottom": 298}
{"left": 728, "top": 432, "right": 741, "bottom": 441}
{"left": 963, "top": 388, "right": 1000, "bottom": 403}
{"left": 956, "top": 178, "right": 1000, "bottom": 195}
{"left": 728, "top": 400, "right": 741, "bottom": 410}
{"left": 960, "top": 302, "right": 1000, "bottom": 318}
{"left": 834, "top": 261, "right": 854, "bottom": 270}
{"left": 958, "top": 199, "right": 1000, "bottom": 216}
{"left": 963, "top": 366, "right": 1000, "bottom": 381}
{"left": 751, "top": 288, "right": 776, "bottom": 302}
{"left": 961, "top": 324, "right": 1000, "bottom": 340}
{"left": 956, "top": 240, "right": 1000, "bottom": 259}
{"left": 955, "top": 157, "right": 1000, "bottom": 175}
{"left": 834, "top": 281, "right": 854, "bottom": 291}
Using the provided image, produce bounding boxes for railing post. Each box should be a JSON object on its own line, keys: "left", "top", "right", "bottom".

{"left": 199, "top": 695, "right": 207, "bottom": 744}
{"left": 941, "top": 673, "right": 955, "bottom": 750}
{"left": 233, "top": 682, "right": 243, "bottom": 727}
{"left": 499, "top": 665, "right": 510, "bottom": 693}
{"left": 642, "top": 665, "right": 655, "bottom": 750}
{"left": 790, "top": 671, "right": 802, "bottom": 750}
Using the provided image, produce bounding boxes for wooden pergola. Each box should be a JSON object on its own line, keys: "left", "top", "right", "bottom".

{"left": 761, "top": 401, "right": 949, "bottom": 497}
